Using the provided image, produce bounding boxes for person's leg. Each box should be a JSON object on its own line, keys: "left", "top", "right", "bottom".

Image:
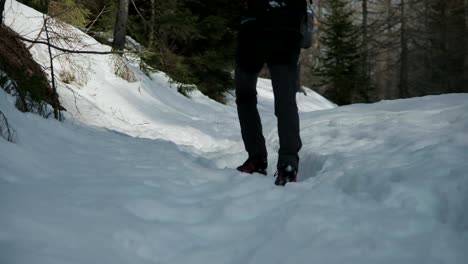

{"left": 235, "top": 29, "right": 267, "bottom": 160}
{"left": 235, "top": 67, "right": 267, "bottom": 159}
{"left": 296, "top": 62, "right": 302, "bottom": 92}
{"left": 267, "top": 48, "right": 302, "bottom": 171}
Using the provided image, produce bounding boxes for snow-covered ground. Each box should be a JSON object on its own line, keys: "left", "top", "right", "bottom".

{"left": 1, "top": 1, "right": 468, "bottom": 264}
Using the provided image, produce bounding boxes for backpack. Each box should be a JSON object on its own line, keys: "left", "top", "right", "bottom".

{"left": 301, "top": 4, "right": 315, "bottom": 49}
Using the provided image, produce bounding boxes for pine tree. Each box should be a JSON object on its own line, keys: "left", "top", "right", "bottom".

{"left": 316, "top": 0, "right": 362, "bottom": 105}
{"left": 49, "top": 0, "right": 91, "bottom": 28}
{"left": 424, "top": 0, "right": 467, "bottom": 93}
{"left": 128, "top": 0, "right": 239, "bottom": 102}
{"left": 17, "top": 0, "right": 49, "bottom": 13}
{"left": 112, "top": 0, "right": 129, "bottom": 51}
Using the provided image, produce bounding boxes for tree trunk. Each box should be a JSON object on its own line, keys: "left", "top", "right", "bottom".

{"left": 439, "top": 1, "right": 449, "bottom": 91}
{"left": 445, "top": 0, "right": 466, "bottom": 92}
{"left": 148, "top": 0, "right": 156, "bottom": 48}
{"left": 0, "top": 0, "right": 6, "bottom": 25}
{"left": 316, "top": 0, "right": 322, "bottom": 51}
{"left": 383, "top": 0, "right": 393, "bottom": 99}
{"left": 44, "top": 21, "right": 60, "bottom": 119}
{"left": 361, "top": 0, "right": 368, "bottom": 76}
{"left": 423, "top": 0, "right": 431, "bottom": 85}
{"left": 399, "top": 0, "right": 409, "bottom": 98}
{"left": 465, "top": 0, "right": 468, "bottom": 89}
{"left": 427, "top": 0, "right": 466, "bottom": 93}
{"left": 113, "top": 0, "right": 129, "bottom": 51}
{"left": 360, "top": 0, "right": 369, "bottom": 101}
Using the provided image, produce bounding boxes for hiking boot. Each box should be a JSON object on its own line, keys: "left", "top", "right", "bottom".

{"left": 274, "top": 165, "right": 297, "bottom": 186}
{"left": 236, "top": 156, "right": 267, "bottom": 175}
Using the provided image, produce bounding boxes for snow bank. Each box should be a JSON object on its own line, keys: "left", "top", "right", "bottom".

{"left": 2, "top": 87, "right": 468, "bottom": 264}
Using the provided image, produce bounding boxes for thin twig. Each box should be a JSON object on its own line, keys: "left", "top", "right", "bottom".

{"left": 85, "top": 4, "right": 109, "bottom": 33}
{"left": 130, "top": 0, "right": 147, "bottom": 32}
{"left": 44, "top": 15, "right": 59, "bottom": 119}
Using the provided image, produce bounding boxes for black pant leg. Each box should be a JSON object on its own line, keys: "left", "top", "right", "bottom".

{"left": 235, "top": 29, "right": 268, "bottom": 159}
{"left": 267, "top": 45, "right": 302, "bottom": 170}
{"left": 235, "top": 67, "right": 268, "bottom": 158}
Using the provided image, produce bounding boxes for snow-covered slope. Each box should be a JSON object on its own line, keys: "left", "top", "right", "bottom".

{"left": 1, "top": 1, "right": 468, "bottom": 264}
{"left": 3, "top": 1, "right": 335, "bottom": 157}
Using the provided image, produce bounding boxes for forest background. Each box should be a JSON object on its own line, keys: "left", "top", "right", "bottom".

{"left": 8, "top": 0, "right": 468, "bottom": 105}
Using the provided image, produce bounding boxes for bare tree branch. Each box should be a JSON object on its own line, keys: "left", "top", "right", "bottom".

{"left": 16, "top": 35, "right": 141, "bottom": 55}
{"left": 44, "top": 15, "right": 60, "bottom": 119}
{"left": 85, "top": 5, "right": 109, "bottom": 33}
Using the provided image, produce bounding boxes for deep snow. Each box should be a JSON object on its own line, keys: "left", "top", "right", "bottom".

{"left": 1, "top": 1, "right": 468, "bottom": 264}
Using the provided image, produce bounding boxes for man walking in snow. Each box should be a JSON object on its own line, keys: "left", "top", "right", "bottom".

{"left": 235, "top": 0, "right": 306, "bottom": 185}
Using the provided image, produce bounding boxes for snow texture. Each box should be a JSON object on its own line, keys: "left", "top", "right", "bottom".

{"left": 1, "top": 1, "right": 468, "bottom": 264}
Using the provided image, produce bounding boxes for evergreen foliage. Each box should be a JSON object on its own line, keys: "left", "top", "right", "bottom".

{"left": 80, "top": 0, "right": 239, "bottom": 101}
{"left": 315, "top": 0, "right": 363, "bottom": 105}
{"left": 49, "top": 0, "right": 91, "bottom": 28}
{"left": 423, "top": 0, "right": 466, "bottom": 94}
{"left": 128, "top": 0, "right": 239, "bottom": 102}
{"left": 88, "top": 0, "right": 117, "bottom": 33}
{"left": 11, "top": 0, "right": 468, "bottom": 105}
{"left": 17, "top": 1, "right": 90, "bottom": 28}
{"left": 17, "top": 0, "right": 48, "bottom": 13}
{"left": 16, "top": 0, "right": 239, "bottom": 102}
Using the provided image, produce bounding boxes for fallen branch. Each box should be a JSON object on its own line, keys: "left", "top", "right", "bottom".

{"left": 16, "top": 35, "right": 142, "bottom": 55}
